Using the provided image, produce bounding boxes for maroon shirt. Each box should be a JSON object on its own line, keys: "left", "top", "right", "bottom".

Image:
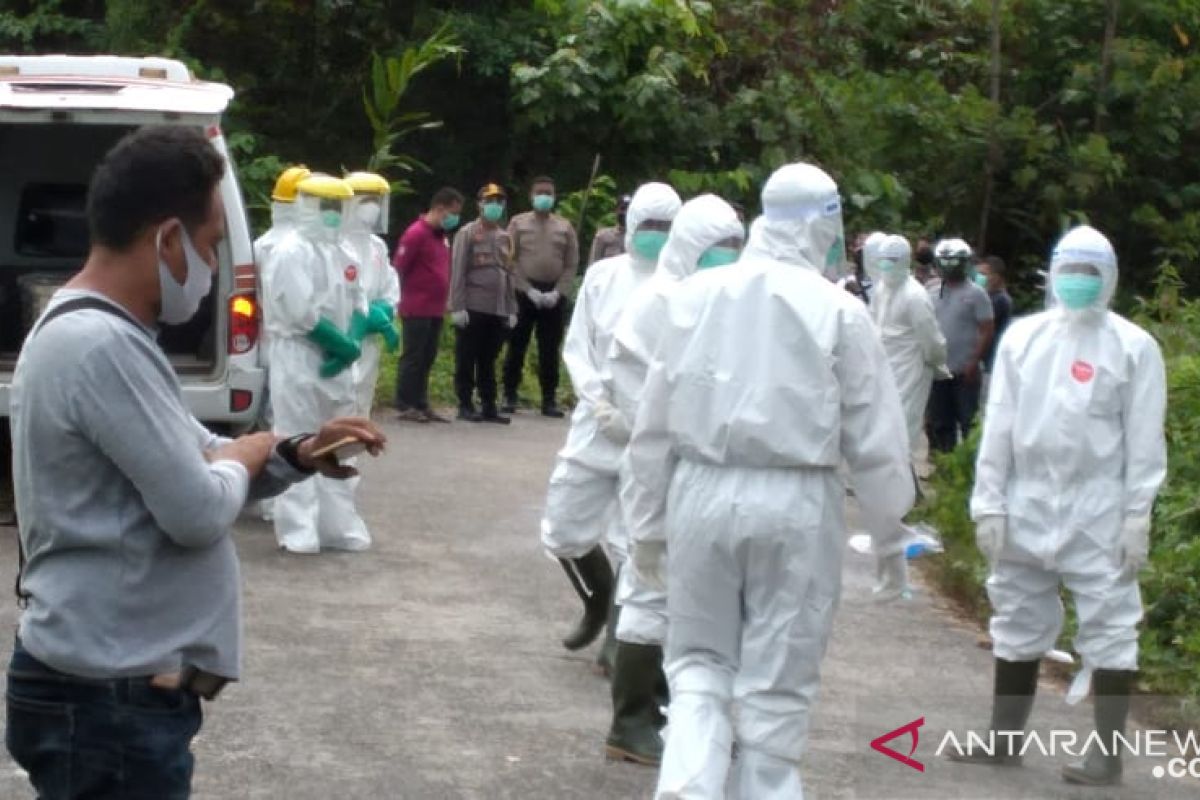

{"left": 393, "top": 217, "right": 451, "bottom": 318}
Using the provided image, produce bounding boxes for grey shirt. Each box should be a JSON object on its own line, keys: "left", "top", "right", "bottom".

{"left": 588, "top": 226, "right": 625, "bottom": 266}
{"left": 13, "top": 290, "right": 306, "bottom": 680}
{"left": 449, "top": 220, "right": 518, "bottom": 317}
{"left": 932, "top": 280, "right": 994, "bottom": 373}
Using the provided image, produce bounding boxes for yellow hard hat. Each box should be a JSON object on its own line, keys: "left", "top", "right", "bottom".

{"left": 271, "top": 166, "right": 311, "bottom": 202}
{"left": 344, "top": 171, "right": 391, "bottom": 196}
{"left": 297, "top": 174, "right": 354, "bottom": 200}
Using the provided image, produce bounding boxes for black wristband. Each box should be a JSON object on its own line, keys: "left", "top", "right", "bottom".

{"left": 277, "top": 433, "right": 316, "bottom": 474}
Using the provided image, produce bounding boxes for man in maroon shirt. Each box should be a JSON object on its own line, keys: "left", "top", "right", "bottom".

{"left": 392, "top": 187, "right": 464, "bottom": 422}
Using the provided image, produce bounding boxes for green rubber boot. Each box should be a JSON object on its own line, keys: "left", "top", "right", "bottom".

{"left": 594, "top": 566, "right": 621, "bottom": 679}
{"left": 558, "top": 546, "right": 614, "bottom": 651}
{"left": 604, "top": 642, "right": 666, "bottom": 767}
{"left": 1061, "top": 669, "right": 1133, "bottom": 787}
{"left": 948, "top": 657, "right": 1039, "bottom": 767}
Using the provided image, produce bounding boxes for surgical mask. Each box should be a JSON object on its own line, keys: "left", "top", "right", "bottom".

{"left": 157, "top": 225, "right": 214, "bottom": 326}
{"left": 973, "top": 273, "right": 989, "bottom": 289}
{"left": 532, "top": 194, "right": 555, "bottom": 213}
{"left": 696, "top": 246, "right": 740, "bottom": 270}
{"left": 482, "top": 202, "right": 505, "bottom": 222}
{"left": 825, "top": 235, "right": 845, "bottom": 273}
{"left": 443, "top": 212, "right": 461, "bottom": 230}
{"left": 321, "top": 210, "right": 342, "bottom": 230}
{"left": 1054, "top": 273, "right": 1104, "bottom": 310}
{"left": 631, "top": 230, "right": 668, "bottom": 261}
{"left": 355, "top": 202, "right": 381, "bottom": 228}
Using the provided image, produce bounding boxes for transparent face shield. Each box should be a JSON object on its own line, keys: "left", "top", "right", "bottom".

{"left": 349, "top": 193, "right": 390, "bottom": 235}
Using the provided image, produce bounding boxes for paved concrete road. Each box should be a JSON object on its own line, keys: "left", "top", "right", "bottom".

{"left": 0, "top": 415, "right": 1194, "bottom": 799}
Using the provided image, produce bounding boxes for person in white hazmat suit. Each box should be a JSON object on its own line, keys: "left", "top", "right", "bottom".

{"left": 597, "top": 192, "right": 741, "bottom": 767}
{"left": 343, "top": 171, "right": 401, "bottom": 417}
{"left": 623, "top": 163, "right": 914, "bottom": 800}
{"left": 264, "top": 174, "right": 373, "bottom": 554}
{"left": 540, "top": 184, "right": 682, "bottom": 682}
{"left": 252, "top": 165, "right": 310, "bottom": 523}
{"left": 951, "top": 226, "right": 1166, "bottom": 787}
{"left": 867, "top": 234, "right": 948, "bottom": 458}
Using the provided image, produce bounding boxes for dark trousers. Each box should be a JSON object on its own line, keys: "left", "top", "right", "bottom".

{"left": 6, "top": 639, "right": 203, "bottom": 800}
{"left": 503, "top": 281, "right": 566, "bottom": 405}
{"left": 455, "top": 311, "right": 508, "bottom": 411}
{"left": 395, "top": 316, "right": 444, "bottom": 411}
{"left": 929, "top": 374, "right": 981, "bottom": 453}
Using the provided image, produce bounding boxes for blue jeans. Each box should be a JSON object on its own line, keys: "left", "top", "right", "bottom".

{"left": 5, "top": 640, "right": 203, "bottom": 799}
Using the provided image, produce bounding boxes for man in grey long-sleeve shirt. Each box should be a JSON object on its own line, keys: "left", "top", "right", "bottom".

{"left": 5, "top": 126, "right": 385, "bottom": 800}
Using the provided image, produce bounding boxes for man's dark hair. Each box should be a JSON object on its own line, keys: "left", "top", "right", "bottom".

{"left": 531, "top": 175, "right": 555, "bottom": 190}
{"left": 87, "top": 126, "right": 225, "bottom": 251}
{"left": 984, "top": 255, "right": 1007, "bottom": 279}
{"left": 431, "top": 187, "right": 464, "bottom": 209}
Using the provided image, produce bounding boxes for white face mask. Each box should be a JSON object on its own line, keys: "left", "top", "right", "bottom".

{"left": 157, "top": 225, "right": 214, "bottom": 326}
{"left": 355, "top": 201, "right": 381, "bottom": 229}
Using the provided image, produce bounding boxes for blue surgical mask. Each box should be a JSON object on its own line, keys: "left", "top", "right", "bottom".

{"left": 1054, "top": 273, "right": 1104, "bottom": 310}
{"left": 532, "top": 194, "right": 555, "bottom": 213}
{"left": 631, "top": 230, "right": 668, "bottom": 261}
{"left": 696, "top": 246, "right": 740, "bottom": 270}
{"left": 825, "top": 235, "right": 845, "bottom": 271}
{"left": 482, "top": 202, "right": 505, "bottom": 223}
{"left": 973, "top": 273, "right": 989, "bottom": 289}
{"left": 321, "top": 210, "right": 342, "bottom": 230}
{"left": 443, "top": 212, "right": 461, "bottom": 230}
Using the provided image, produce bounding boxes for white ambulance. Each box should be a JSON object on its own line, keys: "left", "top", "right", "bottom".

{"left": 0, "top": 55, "right": 264, "bottom": 432}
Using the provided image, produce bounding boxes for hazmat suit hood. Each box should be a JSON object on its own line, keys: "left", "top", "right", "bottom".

{"left": 876, "top": 235, "right": 912, "bottom": 289}
{"left": 861, "top": 231, "right": 886, "bottom": 280}
{"left": 743, "top": 162, "right": 845, "bottom": 280}
{"left": 270, "top": 201, "right": 297, "bottom": 230}
{"left": 1049, "top": 225, "right": 1118, "bottom": 319}
{"left": 295, "top": 192, "right": 344, "bottom": 244}
{"left": 624, "top": 182, "right": 683, "bottom": 271}
{"left": 657, "top": 194, "right": 744, "bottom": 281}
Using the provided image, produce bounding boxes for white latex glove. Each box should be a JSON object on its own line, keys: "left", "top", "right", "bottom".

{"left": 450, "top": 310, "right": 469, "bottom": 328}
{"left": 935, "top": 363, "right": 953, "bottom": 380}
{"left": 506, "top": 314, "right": 518, "bottom": 329}
{"left": 632, "top": 540, "right": 667, "bottom": 592}
{"left": 872, "top": 552, "right": 909, "bottom": 603}
{"left": 975, "top": 515, "right": 1006, "bottom": 562}
{"left": 593, "top": 399, "right": 631, "bottom": 444}
{"left": 1118, "top": 515, "right": 1150, "bottom": 581}
{"left": 525, "top": 288, "right": 545, "bottom": 306}
{"left": 541, "top": 289, "right": 561, "bottom": 308}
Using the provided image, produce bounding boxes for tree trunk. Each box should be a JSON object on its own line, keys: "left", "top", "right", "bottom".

{"left": 1095, "top": 0, "right": 1121, "bottom": 132}
{"left": 978, "top": 0, "right": 1003, "bottom": 252}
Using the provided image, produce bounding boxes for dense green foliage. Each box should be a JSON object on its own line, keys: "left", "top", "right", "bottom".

{"left": 5, "top": 1, "right": 1200, "bottom": 296}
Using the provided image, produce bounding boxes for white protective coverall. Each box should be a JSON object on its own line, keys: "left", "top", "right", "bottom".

{"left": 868, "top": 234, "right": 948, "bottom": 453}
{"left": 605, "top": 194, "right": 745, "bottom": 646}
{"left": 624, "top": 165, "right": 913, "bottom": 800}
{"left": 971, "top": 225, "right": 1166, "bottom": 701}
{"left": 539, "top": 183, "right": 683, "bottom": 565}
{"left": 344, "top": 195, "right": 401, "bottom": 417}
{"left": 264, "top": 194, "right": 372, "bottom": 553}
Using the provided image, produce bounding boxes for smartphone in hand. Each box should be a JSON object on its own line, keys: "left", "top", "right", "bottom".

{"left": 308, "top": 436, "right": 369, "bottom": 463}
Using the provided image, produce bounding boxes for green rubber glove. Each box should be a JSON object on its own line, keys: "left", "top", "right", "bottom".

{"left": 366, "top": 302, "right": 400, "bottom": 352}
{"left": 307, "top": 316, "right": 361, "bottom": 364}
{"left": 320, "top": 355, "right": 354, "bottom": 378}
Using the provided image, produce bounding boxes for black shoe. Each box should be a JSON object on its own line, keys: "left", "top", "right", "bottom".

{"left": 559, "top": 546, "right": 614, "bottom": 651}
{"left": 480, "top": 407, "right": 511, "bottom": 425}
{"left": 501, "top": 394, "right": 519, "bottom": 414}
{"left": 542, "top": 402, "right": 565, "bottom": 419}
{"left": 947, "top": 657, "right": 1039, "bottom": 767}
{"left": 457, "top": 405, "right": 482, "bottom": 422}
{"left": 605, "top": 642, "right": 667, "bottom": 767}
{"left": 1061, "top": 670, "right": 1133, "bottom": 786}
{"left": 422, "top": 409, "right": 451, "bottom": 424}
